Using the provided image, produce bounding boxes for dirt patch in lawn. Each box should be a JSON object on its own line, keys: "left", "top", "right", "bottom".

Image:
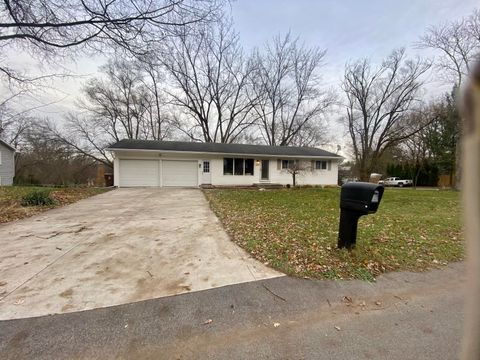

{"left": 204, "top": 188, "right": 464, "bottom": 281}
{"left": 0, "top": 186, "right": 111, "bottom": 224}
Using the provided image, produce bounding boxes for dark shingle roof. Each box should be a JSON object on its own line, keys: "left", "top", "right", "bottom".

{"left": 108, "top": 139, "right": 341, "bottom": 158}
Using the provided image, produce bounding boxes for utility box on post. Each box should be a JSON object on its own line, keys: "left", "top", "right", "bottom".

{"left": 338, "top": 182, "right": 384, "bottom": 249}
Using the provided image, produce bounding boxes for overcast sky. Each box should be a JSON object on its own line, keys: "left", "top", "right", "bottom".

{"left": 232, "top": 0, "right": 478, "bottom": 53}
{"left": 10, "top": 0, "right": 479, "bottom": 148}
{"left": 232, "top": 0, "right": 478, "bottom": 86}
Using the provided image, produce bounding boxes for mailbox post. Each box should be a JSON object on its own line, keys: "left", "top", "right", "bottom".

{"left": 338, "top": 182, "right": 384, "bottom": 249}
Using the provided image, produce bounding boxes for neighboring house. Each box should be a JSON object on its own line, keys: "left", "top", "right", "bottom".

{"left": 0, "top": 139, "right": 15, "bottom": 186}
{"left": 108, "top": 139, "right": 342, "bottom": 188}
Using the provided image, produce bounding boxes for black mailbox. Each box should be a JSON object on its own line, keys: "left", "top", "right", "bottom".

{"left": 338, "top": 182, "right": 384, "bottom": 249}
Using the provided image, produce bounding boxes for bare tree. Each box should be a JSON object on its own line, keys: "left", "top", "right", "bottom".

{"left": 396, "top": 118, "right": 431, "bottom": 188}
{"left": 0, "top": 91, "right": 28, "bottom": 143}
{"left": 250, "top": 33, "right": 334, "bottom": 147}
{"left": 417, "top": 8, "right": 480, "bottom": 87}
{"left": 162, "top": 17, "right": 256, "bottom": 143}
{"left": 0, "top": 87, "right": 64, "bottom": 148}
{"left": 282, "top": 159, "right": 312, "bottom": 187}
{"left": 0, "top": 0, "right": 224, "bottom": 89}
{"left": 416, "top": 10, "right": 479, "bottom": 189}
{"left": 14, "top": 124, "right": 100, "bottom": 185}
{"left": 0, "top": 1, "right": 222, "bottom": 52}
{"left": 44, "top": 58, "right": 173, "bottom": 166}
{"left": 80, "top": 58, "right": 172, "bottom": 139}
{"left": 42, "top": 117, "right": 113, "bottom": 166}
{"left": 342, "top": 48, "right": 431, "bottom": 181}
{"left": 137, "top": 57, "right": 173, "bottom": 140}
{"left": 79, "top": 60, "right": 149, "bottom": 140}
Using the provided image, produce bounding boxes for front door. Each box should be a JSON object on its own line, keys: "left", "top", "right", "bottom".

{"left": 261, "top": 160, "right": 269, "bottom": 180}
{"left": 201, "top": 160, "right": 211, "bottom": 184}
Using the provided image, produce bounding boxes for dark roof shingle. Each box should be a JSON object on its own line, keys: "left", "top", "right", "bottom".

{"left": 108, "top": 139, "right": 341, "bottom": 158}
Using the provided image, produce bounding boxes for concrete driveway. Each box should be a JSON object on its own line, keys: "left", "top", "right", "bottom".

{"left": 0, "top": 188, "right": 282, "bottom": 320}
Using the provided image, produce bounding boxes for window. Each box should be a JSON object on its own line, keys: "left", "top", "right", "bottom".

{"left": 223, "top": 158, "right": 254, "bottom": 175}
{"left": 234, "top": 158, "right": 244, "bottom": 175}
{"left": 315, "top": 160, "right": 328, "bottom": 170}
{"left": 203, "top": 161, "right": 210, "bottom": 173}
{"left": 282, "top": 160, "right": 295, "bottom": 169}
{"left": 223, "top": 158, "right": 233, "bottom": 175}
{"left": 244, "top": 159, "right": 254, "bottom": 175}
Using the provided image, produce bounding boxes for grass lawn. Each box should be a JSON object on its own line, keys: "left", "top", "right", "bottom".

{"left": 204, "top": 188, "right": 463, "bottom": 281}
{"left": 0, "top": 186, "right": 111, "bottom": 224}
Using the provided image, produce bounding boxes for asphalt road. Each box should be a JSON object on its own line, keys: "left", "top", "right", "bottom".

{"left": 0, "top": 262, "right": 465, "bottom": 359}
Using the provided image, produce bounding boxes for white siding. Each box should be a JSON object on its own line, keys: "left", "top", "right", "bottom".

{"left": 0, "top": 142, "right": 15, "bottom": 186}
{"left": 207, "top": 157, "right": 339, "bottom": 186}
{"left": 268, "top": 159, "right": 339, "bottom": 186}
{"left": 209, "top": 157, "right": 258, "bottom": 186}
{"left": 111, "top": 150, "right": 339, "bottom": 187}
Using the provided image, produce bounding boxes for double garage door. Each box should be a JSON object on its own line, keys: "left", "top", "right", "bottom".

{"left": 119, "top": 160, "right": 198, "bottom": 187}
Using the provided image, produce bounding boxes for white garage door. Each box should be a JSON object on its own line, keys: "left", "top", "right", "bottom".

{"left": 119, "top": 160, "right": 159, "bottom": 187}
{"left": 162, "top": 160, "right": 198, "bottom": 187}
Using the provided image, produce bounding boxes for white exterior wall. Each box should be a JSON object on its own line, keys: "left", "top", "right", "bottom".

{"left": 209, "top": 156, "right": 257, "bottom": 186}
{"left": 270, "top": 159, "right": 339, "bottom": 186}
{"left": 209, "top": 157, "right": 338, "bottom": 186}
{"left": 112, "top": 150, "right": 340, "bottom": 187}
{"left": 113, "top": 157, "right": 120, "bottom": 187}
{"left": 0, "top": 142, "right": 15, "bottom": 186}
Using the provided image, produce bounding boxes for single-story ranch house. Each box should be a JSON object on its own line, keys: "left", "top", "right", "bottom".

{"left": 0, "top": 139, "right": 15, "bottom": 186}
{"left": 108, "top": 139, "right": 342, "bottom": 187}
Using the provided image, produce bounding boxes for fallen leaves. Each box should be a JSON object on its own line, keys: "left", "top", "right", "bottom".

{"left": 342, "top": 296, "right": 353, "bottom": 305}
{"left": 204, "top": 188, "right": 463, "bottom": 281}
{"left": 0, "top": 187, "right": 111, "bottom": 224}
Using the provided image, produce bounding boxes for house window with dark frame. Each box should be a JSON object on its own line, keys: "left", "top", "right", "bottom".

{"left": 203, "top": 161, "right": 210, "bottom": 173}
{"left": 282, "top": 160, "right": 295, "bottom": 169}
{"left": 244, "top": 159, "right": 254, "bottom": 175}
{"left": 315, "top": 160, "right": 328, "bottom": 170}
{"left": 234, "top": 158, "right": 244, "bottom": 175}
{"left": 223, "top": 158, "right": 233, "bottom": 175}
{"left": 223, "top": 158, "right": 255, "bottom": 175}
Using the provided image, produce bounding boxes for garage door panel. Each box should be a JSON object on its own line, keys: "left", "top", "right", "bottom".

{"left": 119, "top": 160, "right": 158, "bottom": 187}
{"left": 162, "top": 160, "right": 197, "bottom": 187}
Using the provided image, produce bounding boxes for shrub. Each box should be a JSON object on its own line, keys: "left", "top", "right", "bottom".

{"left": 21, "top": 189, "right": 56, "bottom": 206}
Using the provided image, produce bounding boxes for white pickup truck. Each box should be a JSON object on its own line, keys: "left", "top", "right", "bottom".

{"left": 378, "top": 177, "right": 413, "bottom": 187}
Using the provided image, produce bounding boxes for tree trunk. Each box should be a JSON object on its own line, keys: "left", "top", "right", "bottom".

{"left": 358, "top": 164, "right": 370, "bottom": 182}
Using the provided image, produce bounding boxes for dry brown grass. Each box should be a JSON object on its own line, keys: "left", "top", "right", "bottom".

{"left": 0, "top": 186, "right": 110, "bottom": 224}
